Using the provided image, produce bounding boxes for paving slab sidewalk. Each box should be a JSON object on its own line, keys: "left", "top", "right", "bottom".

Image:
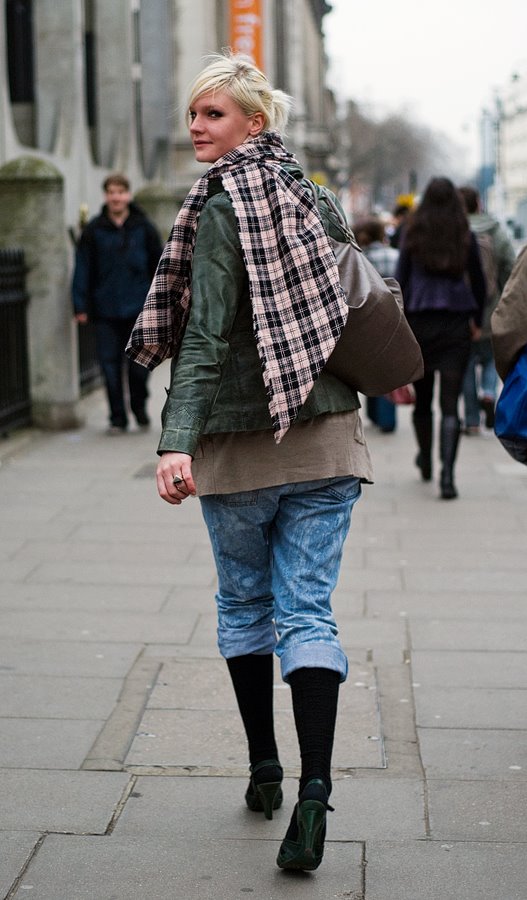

{"left": 0, "top": 367, "right": 526, "bottom": 899}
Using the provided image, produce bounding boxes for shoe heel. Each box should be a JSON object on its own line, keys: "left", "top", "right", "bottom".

{"left": 246, "top": 759, "right": 283, "bottom": 817}
{"left": 298, "top": 800, "right": 326, "bottom": 856}
{"left": 256, "top": 781, "right": 283, "bottom": 820}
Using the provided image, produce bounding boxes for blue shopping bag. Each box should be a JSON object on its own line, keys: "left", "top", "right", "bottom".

{"left": 494, "top": 346, "right": 527, "bottom": 465}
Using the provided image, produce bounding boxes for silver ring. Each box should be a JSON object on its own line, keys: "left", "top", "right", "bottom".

{"left": 172, "top": 475, "right": 184, "bottom": 486}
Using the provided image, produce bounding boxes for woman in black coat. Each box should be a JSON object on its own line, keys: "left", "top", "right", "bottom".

{"left": 395, "top": 177, "right": 486, "bottom": 499}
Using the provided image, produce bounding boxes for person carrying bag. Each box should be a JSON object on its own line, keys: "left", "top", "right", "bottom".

{"left": 491, "top": 244, "right": 527, "bottom": 464}
{"left": 307, "top": 182, "right": 423, "bottom": 397}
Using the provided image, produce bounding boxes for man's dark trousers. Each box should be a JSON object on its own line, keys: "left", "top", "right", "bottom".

{"left": 95, "top": 317, "right": 149, "bottom": 428}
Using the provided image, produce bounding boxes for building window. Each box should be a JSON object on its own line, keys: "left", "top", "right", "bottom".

{"left": 6, "top": 0, "right": 36, "bottom": 145}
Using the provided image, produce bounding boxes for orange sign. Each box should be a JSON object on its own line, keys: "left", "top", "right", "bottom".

{"left": 229, "top": 0, "right": 263, "bottom": 71}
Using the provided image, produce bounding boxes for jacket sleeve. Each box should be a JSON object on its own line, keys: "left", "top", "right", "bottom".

{"left": 71, "top": 228, "right": 94, "bottom": 315}
{"left": 466, "top": 233, "right": 486, "bottom": 326}
{"left": 157, "top": 193, "right": 247, "bottom": 457}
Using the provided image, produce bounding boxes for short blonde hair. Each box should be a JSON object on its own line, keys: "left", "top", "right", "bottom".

{"left": 187, "top": 53, "right": 292, "bottom": 134}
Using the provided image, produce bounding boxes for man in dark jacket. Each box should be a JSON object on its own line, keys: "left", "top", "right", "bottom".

{"left": 72, "top": 173, "right": 162, "bottom": 432}
{"left": 459, "top": 185, "right": 516, "bottom": 432}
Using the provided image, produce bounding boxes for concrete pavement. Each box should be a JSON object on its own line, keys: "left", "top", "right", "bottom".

{"left": 1, "top": 366, "right": 526, "bottom": 899}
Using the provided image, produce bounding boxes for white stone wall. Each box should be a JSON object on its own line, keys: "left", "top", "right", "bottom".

{"left": 0, "top": 0, "right": 335, "bottom": 426}
{"left": 0, "top": 0, "right": 177, "bottom": 227}
{"left": 1, "top": 0, "right": 334, "bottom": 219}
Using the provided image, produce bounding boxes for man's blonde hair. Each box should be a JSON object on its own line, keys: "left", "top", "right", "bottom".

{"left": 187, "top": 53, "right": 292, "bottom": 134}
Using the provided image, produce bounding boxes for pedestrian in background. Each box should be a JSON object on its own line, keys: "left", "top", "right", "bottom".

{"left": 354, "top": 216, "right": 400, "bottom": 433}
{"left": 72, "top": 174, "right": 162, "bottom": 433}
{"left": 491, "top": 244, "right": 527, "bottom": 464}
{"left": 458, "top": 185, "right": 516, "bottom": 433}
{"left": 127, "top": 52, "right": 373, "bottom": 872}
{"left": 492, "top": 243, "right": 527, "bottom": 383}
{"left": 355, "top": 216, "right": 399, "bottom": 279}
{"left": 389, "top": 200, "right": 412, "bottom": 249}
{"left": 395, "top": 177, "right": 486, "bottom": 498}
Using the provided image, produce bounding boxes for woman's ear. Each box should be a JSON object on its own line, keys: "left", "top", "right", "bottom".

{"left": 248, "top": 112, "right": 265, "bottom": 136}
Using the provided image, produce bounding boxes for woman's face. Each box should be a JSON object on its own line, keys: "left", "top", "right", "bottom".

{"left": 189, "top": 90, "right": 264, "bottom": 163}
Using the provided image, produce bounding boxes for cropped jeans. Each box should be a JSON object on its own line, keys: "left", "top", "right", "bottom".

{"left": 200, "top": 475, "right": 362, "bottom": 684}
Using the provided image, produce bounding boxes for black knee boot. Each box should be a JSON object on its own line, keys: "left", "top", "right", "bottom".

{"left": 288, "top": 666, "right": 340, "bottom": 795}
{"left": 227, "top": 654, "right": 283, "bottom": 819}
{"left": 439, "top": 415, "right": 460, "bottom": 499}
{"left": 413, "top": 412, "right": 433, "bottom": 481}
{"left": 226, "top": 653, "right": 278, "bottom": 765}
{"left": 276, "top": 667, "right": 339, "bottom": 871}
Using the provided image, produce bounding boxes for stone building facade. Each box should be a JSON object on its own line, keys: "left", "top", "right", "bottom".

{"left": 480, "top": 63, "right": 527, "bottom": 239}
{"left": 0, "top": 0, "right": 334, "bottom": 429}
{"left": 499, "top": 65, "right": 527, "bottom": 237}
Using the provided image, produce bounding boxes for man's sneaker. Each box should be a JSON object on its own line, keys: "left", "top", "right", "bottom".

{"left": 135, "top": 411, "right": 150, "bottom": 429}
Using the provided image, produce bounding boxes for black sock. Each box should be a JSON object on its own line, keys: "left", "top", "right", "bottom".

{"left": 226, "top": 653, "right": 278, "bottom": 767}
{"left": 289, "top": 666, "right": 340, "bottom": 796}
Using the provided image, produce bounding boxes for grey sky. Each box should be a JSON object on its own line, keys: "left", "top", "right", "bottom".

{"left": 324, "top": 0, "right": 527, "bottom": 166}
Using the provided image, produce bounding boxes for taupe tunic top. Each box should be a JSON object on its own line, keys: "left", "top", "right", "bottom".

{"left": 192, "top": 410, "right": 373, "bottom": 496}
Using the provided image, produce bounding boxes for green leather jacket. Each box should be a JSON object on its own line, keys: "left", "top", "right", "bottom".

{"left": 158, "top": 166, "right": 360, "bottom": 457}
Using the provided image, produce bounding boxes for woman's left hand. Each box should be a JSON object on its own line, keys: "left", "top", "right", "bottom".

{"left": 469, "top": 320, "right": 482, "bottom": 342}
{"left": 156, "top": 452, "right": 196, "bottom": 505}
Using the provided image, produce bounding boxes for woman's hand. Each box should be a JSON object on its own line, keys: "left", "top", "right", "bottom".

{"left": 156, "top": 452, "right": 196, "bottom": 505}
{"left": 469, "top": 319, "right": 482, "bottom": 342}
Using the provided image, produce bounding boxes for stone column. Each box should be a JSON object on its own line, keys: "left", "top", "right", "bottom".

{"left": 0, "top": 156, "right": 82, "bottom": 429}
{"left": 33, "top": 0, "right": 84, "bottom": 156}
{"left": 0, "top": 0, "right": 23, "bottom": 159}
{"left": 94, "top": 0, "right": 139, "bottom": 173}
{"left": 171, "top": 0, "right": 221, "bottom": 198}
{"left": 281, "top": 0, "right": 307, "bottom": 168}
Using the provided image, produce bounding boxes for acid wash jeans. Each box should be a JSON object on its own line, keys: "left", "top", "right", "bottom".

{"left": 200, "top": 475, "right": 362, "bottom": 684}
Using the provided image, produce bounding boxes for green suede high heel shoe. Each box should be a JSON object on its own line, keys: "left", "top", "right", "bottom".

{"left": 245, "top": 759, "right": 283, "bottom": 820}
{"left": 276, "top": 779, "right": 332, "bottom": 871}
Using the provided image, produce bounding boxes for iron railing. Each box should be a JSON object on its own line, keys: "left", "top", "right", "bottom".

{"left": 0, "top": 247, "right": 31, "bottom": 434}
{"left": 78, "top": 320, "right": 101, "bottom": 393}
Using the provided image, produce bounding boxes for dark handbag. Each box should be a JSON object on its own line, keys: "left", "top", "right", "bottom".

{"left": 310, "top": 184, "right": 424, "bottom": 395}
{"left": 494, "top": 345, "right": 527, "bottom": 465}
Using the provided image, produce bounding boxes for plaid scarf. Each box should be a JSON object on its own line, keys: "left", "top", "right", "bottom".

{"left": 126, "top": 132, "right": 348, "bottom": 442}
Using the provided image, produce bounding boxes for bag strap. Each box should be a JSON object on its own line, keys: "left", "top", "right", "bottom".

{"left": 305, "top": 180, "right": 362, "bottom": 251}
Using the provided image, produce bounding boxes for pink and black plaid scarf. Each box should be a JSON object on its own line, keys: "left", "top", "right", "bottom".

{"left": 126, "top": 132, "right": 348, "bottom": 442}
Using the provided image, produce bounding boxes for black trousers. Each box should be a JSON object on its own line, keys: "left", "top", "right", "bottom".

{"left": 94, "top": 317, "right": 149, "bottom": 427}
{"left": 407, "top": 311, "right": 472, "bottom": 419}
